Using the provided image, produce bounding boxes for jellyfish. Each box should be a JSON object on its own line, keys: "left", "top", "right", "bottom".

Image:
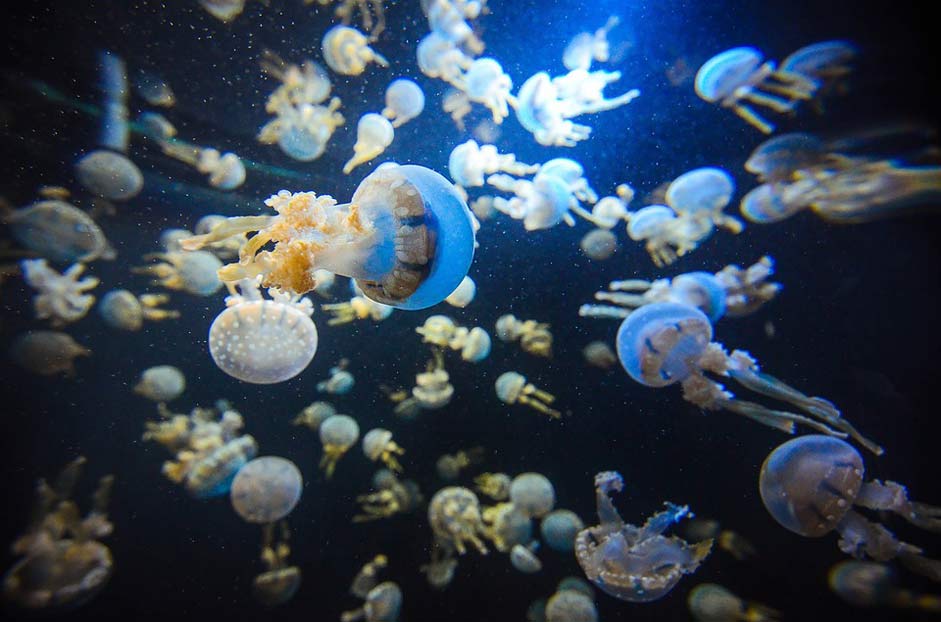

{"left": 687, "top": 584, "right": 780, "bottom": 622}
{"left": 452, "top": 326, "right": 491, "bottom": 363}
{"left": 582, "top": 341, "right": 617, "bottom": 370}
{"left": 444, "top": 275, "right": 476, "bottom": 308}
{"left": 460, "top": 58, "right": 515, "bottom": 124}
{"left": 417, "top": 33, "right": 473, "bottom": 87}
{"left": 424, "top": 0, "right": 485, "bottom": 54}
{"left": 495, "top": 372, "right": 560, "bottom": 419}
{"left": 1, "top": 457, "right": 114, "bottom": 612}
{"left": 545, "top": 589, "right": 598, "bottom": 622}
{"left": 133, "top": 249, "right": 222, "bottom": 296}
{"left": 260, "top": 51, "right": 333, "bottom": 106}
{"left": 318, "top": 364, "right": 355, "bottom": 395}
{"left": 448, "top": 140, "right": 538, "bottom": 188}
{"left": 494, "top": 314, "right": 553, "bottom": 357}
{"left": 182, "top": 163, "right": 476, "bottom": 310}
{"left": 580, "top": 229, "right": 618, "bottom": 261}
{"left": 21, "top": 259, "right": 98, "bottom": 327}
{"left": 293, "top": 401, "right": 336, "bottom": 431}
{"left": 436, "top": 447, "right": 485, "bottom": 480}
{"left": 420, "top": 544, "right": 458, "bottom": 589}
{"left": 190, "top": 216, "right": 242, "bottom": 260}
{"left": 780, "top": 40, "right": 857, "bottom": 102}
{"left": 98, "top": 289, "right": 178, "bottom": 331}
{"left": 322, "top": 294, "right": 394, "bottom": 325}
{"left": 684, "top": 518, "right": 756, "bottom": 561}
{"left": 480, "top": 502, "right": 532, "bottom": 553}
{"left": 199, "top": 0, "right": 245, "bottom": 22}
{"left": 230, "top": 456, "right": 303, "bottom": 523}
{"left": 74, "top": 150, "right": 143, "bottom": 201}
{"left": 97, "top": 51, "right": 129, "bottom": 153}
{"left": 589, "top": 185, "right": 634, "bottom": 229}
{"left": 323, "top": 25, "right": 388, "bottom": 76}
{"left": 159, "top": 227, "right": 193, "bottom": 253}
{"left": 5, "top": 196, "right": 115, "bottom": 263}
{"left": 695, "top": 46, "right": 819, "bottom": 134}
{"left": 341, "top": 581, "right": 402, "bottom": 622}
{"left": 382, "top": 79, "right": 425, "bottom": 127}
{"left": 206, "top": 278, "right": 318, "bottom": 384}
{"left": 510, "top": 473, "right": 556, "bottom": 519}
{"left": 259, "top": 99, "right": 345, "bottom": 162}
{"left": 354, "top": 472, "right": 423, "bottom": 522}
{"left": 829, "top": 560, "right": 941, "bottom": 612}
{"left": 665, "top": 167, "right": 743, "bottom": 235}
{"left": 563, "top": 16, "right": 619, "bottom": 71}
{"left": 759, "top": 435, "right": 941, "bottom": 578}
{"left": 474, "top": 472, "right": 512, "bottom": 501}
{"left": 551, "top": 69, "right": 641, "bottom": 121}
{"left": 319, "top": 414, "right": 360, "bottom": 478}
{"left": 575, "top": 471, "right": 712, "bottom": 602}
{"left": 556, "top": 577, "right": 595, "bottom": 599}
{"left": 411, "top": 352, "right": 454, "bottom": 409}
{"left": 156, "top": 139, "right": 246, "bottom": 190}
{"left": 541, "top": 510, "right": 585, "bottom": 553}
{"left": 511, "top": 542, "right": 543, "bottom": 574}
{"left": 252, "top": 521, "right": 301, "bottom": 607}
{"left": 133, "top": 365, "right": 186, "bottom": 403}
{"left": 362, "top": 429, "right": 406, "bottom": 473}
{"left": 134, "top": 69, "right": 175, "bottom": 107}
{"left": 308, "top": 0, "right": 387, "bottom": 40}
{"left": 615, "top": 302, "right": 882, "bottom": 453}
{"left": 429, "top": 487, "right": 489, "bottom": 555}
{"left": 488, "top": 171, "right": 579, "bottom": 231}
{"left": 9, "top": 330, "right": 90, "bottom": 377}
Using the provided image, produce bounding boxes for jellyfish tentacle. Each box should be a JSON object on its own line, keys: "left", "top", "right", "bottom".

{"left": 855, "top": 481, "right": 941, "bottom": 532}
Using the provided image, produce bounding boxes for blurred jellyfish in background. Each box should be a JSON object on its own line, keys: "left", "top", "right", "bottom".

{"left": 308, "top": 0, "right": 387, "bottom": 40}
{"left": 198, "top": 0, "right": 246, "bottom": 23}
{"left": 581, "top": 341, "right": 617, "bottom": 370}
{"left": 541, "top": 510, "right": 585, "bottom": 553}
{"left": 495, "top": 372, "right": 560, "bottom": 419}
{"left": 362, "top": 429, "right": 406, "bottom": 473}
{"left": 132, "top": 249, "right": 222, "bottom": 297}
{"left": 563, "top": 16, "right": 620, "bottom": 71}
{"left": 5, "top": 191, "right": 115, "bottom": 263}
{"left": 319, "top": 414, "right": 360, "bottom": 478}
{"left": 343, "top": 555, "right": 402, "bottom": 622}
{"left": 155, "top": 139, "right": 246, "bottom": 191}
{"left": 687, "top": 583, "right": 780, "bottom": 622}
{"left": 420, "top": 544, "right": 458, "bottom": 590}
{"left": 684, "top": 518, "right": 757, "bottom": 561}
{"left": 133, "top": 68, "right": 175, "bottom": 107}
{"left": 829, "top": 560, "right": 941, "bottom": 612}
{"left": 509, "top": 473, "right": 556, "bottom": 519}
{"left": 98, "top": 289, "right": 178, "bottom": 331}
{"left": 474, "top": 472, "right": 512, "bottom": 502}
{"left": 354, "top": 471, "right": 423, "bottom": 523}
{"left": 449, "top": 140, "right": 538, "bottom": 189}
{"left": 318, "top": 362, "right": 355, "bottom": 395}
{"left": 510, "top": 542, "right": 542, "bottom": 574}
{"left": 444, "top": 275, "right": 476, "bottom": 308}
{"left": 495, "top": 314, "right": 552, "bottom": 357}
{"left": 251, "top": 521, "right": 301, "bottom": 607}
{"left": 21, "top": 259, "right": 99, "bottom": 327}
{"left": 579, "top": 228, "right": 618, "bottom": 261}
{"left": 344, "top": 114, "right": 395, "bottom": 174}
{"left": 482, "top": 502, "right": 532, "bottom": 553}
{"left": 545, "top": 588, "right": 598, "bottom": 622}
{"left": 230, "top": 457, "right": 302, "bottom": 524}
{"left": 9, "top": 330, "right": 90, "bottom": 377}
{"left": 436, "top": 447, "right": 485, "bottom": 481}
{"left": 292, "top": 401, "right": 336, "bottom": 431}
{"left": 133, "top": 365, "right": 186, "bottom": 403}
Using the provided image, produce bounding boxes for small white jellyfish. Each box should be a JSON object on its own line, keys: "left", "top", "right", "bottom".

{"left": 311, "top": 269, "right": 337, "bottom": 298}
{"left": 462, "top": 58, "right": 516, "bottom": 124}
{"left": 344, "top": 114, "right": 395, "bottom": 174}
{"left": 538, "top": 158, "right": 598, "bottom": 205}
{"left": 158, "top": 140, "right": 246, "bottom": 190}
{"left": 133, "top": 250, "right": 223, "bottom": 296}
{"left": 455, "top": 327, "right": 491, "bottom": 363}
{"left": 424, "top": 0, "right": 485, "bottom": 54}
{"left": 74, "top": 150, "right": 143, "bottom": 201}
{"left": 579, "top": 228, "right": 618, "bottom": 261}
{"left": 444, "top": 276, "right": 476, "bottom": 307}
{"left": 563, "top": 16, "right": 620, "bottom": 71}
{"left": 319, "top": 414, "right": 360, "bottom": 478}
{"left": 382, "top": 79, "right": 425, "bottom": 127}
{"left": 318, "top": 364, "right": 355, "bottom": 394}
{"left": 259, "top": 100, "right": 345, "bottom": 162}
{"left": 417, "top": 33, "right": 472, "bottom": 86}
{"left": 322, "top": 25, "right": 388, "bottom": 76}
{"left": 21, "top": 259, "right": 99, "bottom": 327}
{"left": 665, "top": 167, "right": 743, "bottom": 234}
{"left": 448, "top": 140, "right": 538, "bottom": 188}
{"left": 413, "top": 354, "right": 454, "bottom": 409}
{"left": 322, "top": 294, "right": 393, "bottom": 325}
{"left": 230, "top": 456, "right": 303, "bottom": 524}
{"left": 582, "top": 341, "right": 617, "bottom": 370}
{"left": 134, "top": 365, "right": 186, "bottom": 402}
{"left": 208, "top": 278, "right": 318, "bottom": 384}
{"left": 488, "top": 173, "right": 575, "bottom": 231}
{"left": 9, "top": 330, "right": 90, "bottom": 377}
{"left": 362, "top": 428, "right": 406, "bottom": 473}
{"left": 510, "top": 472, "right": 556, "bottom": 518}
{"left": 511, "top": 542, "right": 543, "bottom": 574}
{"left": 292, "top": 400, "right": 336, "bottom": 431}
{"left": 590, "top": 184, "right": 634, "bottom": 229}
{"left": 98, "top": 290, "right": 178, "bottom": 331}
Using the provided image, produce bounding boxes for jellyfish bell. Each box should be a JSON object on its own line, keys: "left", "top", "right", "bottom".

{"left": 694, "top": 47, "right": 764, "bottom": 103}
{"left": 740, "top": 184, "right": 802, "bottom": 223}
{"left": 670, "top": 272, "right": 727, "bottom": 323}
{"left": 230, "top": 456, "right": 303, "bottom": 524}
{"left": 74, "top": 149, "right": 143, "bottom": 201}
{"left": 745, "top": 133, "right": 826, "bottom": 182}
{"left": 6, "top": 199, "right": 115, "bottom": 264}
{"left": 626, "top": 205, "right": 677, "bottom": 241}
{"left": 781, "top": 40, "right": 857, "bottom": 81}
{"left": 665, "top": 167, "right": 735, "bottom": 217}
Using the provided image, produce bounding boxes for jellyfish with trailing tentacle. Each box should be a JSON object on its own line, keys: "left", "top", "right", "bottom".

{"left": 575, "top": 471, "right": 712, "bottom": 602}
{"left": 181, "top": 164, "right": 476, "bottom": 310}
{"left": 382, "top": 79, "right": 425, "bottom": 127}
{"left": 828, "top": 560, "right": 941, "bottom": 612}
{"left": 322, "top": 25, "right": 388, "bottom": 76}
{"left": 344, "top": 114, "right": 395, "bottom": 174}
{"left": 251, "top": 521, "right": 301, "bottom": 607}
{"left": 319, "top": 414, "right": 359, "bottom": 478}
{"left": 461, "top": 58, "right": 516, "bottom": 124}
{"left": 760, "top": 435, "right": 941, "bottom": 579}
{"left": 448, "top": 140, "right": 538, "bottom": 188}
{"left": 429, "top": 486, "right": 489, "bottom": 555}
{"left": 495, "top": 372, "right": 560, "bottom": 419}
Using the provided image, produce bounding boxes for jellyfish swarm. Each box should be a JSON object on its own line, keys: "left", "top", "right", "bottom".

{"left": 230, "top": 456, "right": 303, "bottom": 523}
{"left": 207, "top": 278, "right": 318, "bottom": 384}
{"left": 615, "top": 302, "right": 882, "bottom": 454}
{"left": 21, "top": 259, "right": 98, "bottom": 327}
{"left": 760, "top": 435, "right": 941, "bottom": 579}
{"left": 182, "top": 164, "right": 476, "bottom": 311}
{"left": 574, "top": 471, "right": 712, "bottom": 602}
{"left": 687, "top": 583, "right": 780, "bottom": 622}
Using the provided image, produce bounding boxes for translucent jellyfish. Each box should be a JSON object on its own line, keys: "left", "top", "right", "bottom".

{"left": 510, "top": 473, "right": 555, "bottom": 519}
{"left": 191, "top": 216, "right": 242, "bottom": 261}
{"left": 1, "top": 457, "right": 114, "bottom": 612}
{"left": 199, "top": 0, "right": 245, "bottom": 22}
{"left": 159, "top": 227, "right": 193, "bottom": 253}
{"left": 319, "top": 414, "right": 360, "bottom": 478}
{"left": 494, "top": 314, "right": 552, "bottom": 357}
{"left": 420, "top": 544, "right": 458, "bottom": 589}
{"left": 74, "top": 150, "right": 143, "bottom": 201}
{"left": 488, "top": 171, "right": 579, "bottom": 231}
{"left": 616, "top": 302, "right": 882, "bottom": 453}
{"left": 318, "top": 364, "right": 355, "bottom": 394}
{"left": 579, "top": 229, "right": 618, "bottom": 260}
{"left": 575, "top": 471, "right": 712, "bottom": 602}
{"left": 436, "top": 447, "right": 484, "bottom": 480}
{"left": 322, "top": 294, "right": 394, "bottom": 325}
{"left": 416, "top": 315, "right": 458, "bottom": 347}
{"left": 417, "top": 33, "right": 472, "bottom": 87}
{"left": 355, "top": 472, "right": 423, "bottom": 522}
{"left": 9, "top": 330, "right": 90, "bottom": 376}
{"left": 230, "top": 456, "right": 303, "bottom": 523}
{"left": 259, "top": 99, "right": 345, "bottom": 162}
{"left": 448, "top": 140, "right": 538, "bottom": 188}
{"left": 541, "top": 510, "right": 585, "bottom": 553}
{"left": 311, "top": 269, "right": 337, "bottom": 298}
{"left": 744, "top": 133, "right": 827, "bottom": 184}
{"left": 474, "top": 472, "right": 512, "bottom": 501}
{"left": 444, "top": 275, "right": 476, "bottom": 307}
{"left": 133, "top": 250, "right": 222, "bottom": 296}
{"left": 133, "top": 365, "right": 186, "bottom": 403}
{"left": 96, "top": 51, "right": 129, "bottom": 153}
{"left": 308, "top": 0, "right": 387, "bottom": 40}
{"left": 323, "top": 25, "right": 388, "bottom": 76}
{"left": 470, "top": 196, "right": 497, "bottom": 220}
{"left": 423, "top": 0, "right": 485, "bottom": 54}
{"left": 138, "top": 111, "right": 176, "bottom": 140}
{"left": 252, "top": 522, "right": 301, "bottom": 606}
{"left": 208, "top": 278, "right": 317, "bottom": 384}
{"left": 780, "top": 40, "right": 857, "bottom": 101}
{"left": 495, "top": 372, "right": 560, "bottom": 419}
{"left": 134, "top": 69, "right": 175, "bottom": 107}
{"left": 98, "top": 289, "right": 178, "bottom": 331}
{"left": 665, "top": 167, "right": 743, "bottom": 234}
{"left": 461, "top": 58, "right": 515, "bottom": 124}
{"left": 21, "top": 259, "right": 98, "bottom": 327}
{"left": 350, "top": 554, "right": 388, "bottom": 598}
{"left": 292, "top": 400, "right": 336, "bottom": 431}
{"left": 624, "top": 204, "right": 707, "bottom": 267}
{"left": 695, "top": 46, "right": 818, "bottom": 134}
{"left": 482, "top": 502, "right": 532, "bottom": 552}
{"left": 829, "top": 560, "right": 941, "bottom": 612}
{"left": 551, "top": 69, "right": 641, "bottom": 121}
{"left": 412, "top": 352, "right": 454, "bottom": 409}
{"left": 582, "top": 341, "right": 617, "bottom": 370}
{"left": 260, "top": 51, "right": 333, "bottom": 106}
{"left": 341, "top": 581, "right": 402, "bottom": 622}
{"left": 5, "top": 197, "right": 115, "bottom": 263}
{"left": 429, "top": 487, "right": 489, "bottom": 555}
{"left": 157, "top": 140, "right": 246, "bottom": 190}
{"left": 382, "top": 79, "right": 425, "bottom": 127}
{"left": 454, "top": 326, "right": 491, "bottom": 363}
{"left": 687, "top": 584, "right": 780, "bottom": 622}
{"left": 182, "top": 164, "right": 476, "bottom": 310}
{"left": 511, "top": 542, "right": 542, "bottom": 573}
{"left": 343, "top": 114, "right": 394, "bottom": 175}
{"left": 546, "top": 589, "right": 598, "bottom": 622}
{"left": 590, "top": 185, "right": 635, "bottom": 229}
{"left": 362, "top": 428, "right": 405, "bottom": 472}
{"left": 557, "top": 576, "right": 595, "bottom": 599}
{"left": 760, "top": 435, "right": 941, "bottom": 577}
{"left": 684, "top": 518, "right": 756, "bottom": 561}
{"left": 563, "top": 16, "right": 619, "bottom": 71}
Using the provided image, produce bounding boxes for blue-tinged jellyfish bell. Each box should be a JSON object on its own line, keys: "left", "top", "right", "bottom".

{"left": 574, "top": 471, "right": 712, "bottom": 602}
{"left": 760, "top": 435, "right": 941, "bottom": 580}
{"left": 615, "top": 302, "right": 882, "bottom": 454}
{"left": 182, "top": 164, "right": 476, "bottom": 310}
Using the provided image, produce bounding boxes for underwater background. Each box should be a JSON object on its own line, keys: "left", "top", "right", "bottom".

{"left": 1, "top": 1, "right": 939, "bottom": 621}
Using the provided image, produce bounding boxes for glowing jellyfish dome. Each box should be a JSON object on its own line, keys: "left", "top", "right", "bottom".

{"left": 230, "top": 456, "right": 303, "bottom": 524}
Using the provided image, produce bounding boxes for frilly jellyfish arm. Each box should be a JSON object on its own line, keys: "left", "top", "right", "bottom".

{"left": 593, "top": 471, "right": 625, "bottom": 526}
{"left": 855, "top": 480, "right": 941, "bottom": 532}
{"left": 638, "top": 503, "right": 691, "bottom": 540}
{"left": 714, "top": 396, "right": 847, "bottom": 436}
{"left": 181, "top": 215, "right": 274, "bottom": 252}
{"left": 836, "top": 510, "right": 927, "bottom": 563}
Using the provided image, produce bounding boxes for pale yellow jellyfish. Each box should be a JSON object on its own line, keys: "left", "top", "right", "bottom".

{"left": 260, "top": 51, "right": 333, "bottom": 107}
{"left": 9, "top": 330, "right": 90, "bottom": 377}
{"left": 341, "top": 581, "right": 402, "bottom": 622}
{"left": 510, "top": 472, "right": 556, "bottom": 519}
{"left": 311, "top": 269, "right": 337, "bottom": 298}
{"left": 688, "top": 583, "right": 780, "bottom": 622}
{"left": 132, "top": 250, "right": 223, "bottom": 296}
{"left": 318, "top": 363, "right": 355, "bottom": 394}
{"left": 5, "top": 196, "right": 115, "bottom": 263}
{"left": 510, "top": 542, "right": 543, "bottom": 574}
{"left": 252, "top": 522, "right": 301, "bottom": 607}
{"left": 474, "top": 472, "right": 511, "bottom": 501}
{"left": 382, "top": 79, "right": 425, "bottom": 127}
{"left": 582, "top": 341, "right": 617, "bottom": 370}
{"left": 157, "top": 140, "right": 246, "bottom": 190}
{"left": 199, "top": 0, "right": 246, "bottom": 23}
{"left": 423, "top": 0, "right": 485, "bottom": 54}
{"left": 579, "top": 228, "right": 618, "bottom": 260}
{"left": 470, "top": 196, "right": 496, "bottom": 221}
{"left": 307, "top": 0, "right": 387, "bottom": 40}
{"left": 415, "top": 315, "right": 458, "bottom": 347}
{"left": 482, "top": 502, "right": 532, "bottom": 552}
{"left": 344, "top": 114, "right": 395, "bottom": 174}
{"left": 354, "top": 472, "right": 423, "bottom": 522}
{"left": 259, "top": 99, "right": 345, "bottom": 162}
{"left": 448, "top": 140, "right": 539, "bottom": 188}
{"left": 322, "top": 294, "right": 393, "bottom": 325}
{"left": 442, "top": 88, "right": 472, "bottom": 130}
{"left": 444, "top": 275, "right": 476, "bottom": 307}
{"left": 230, "top": 457, "right": 303, "bottom": 523}
{"left": 495, "top": 314, "right": 553, "bottom": 357}
{"left": 412, "top": 352, "right": 454, "bottom": 409}
{"left": 428, "top": 487, "right": 489, "bottom": 555}
{"left": 98, "top": 289, "right": 178, "bottom": 331}
{"left": 435, "top": 447, "right": 485, "bottom": 480}
{"left": 684, "top": 518, "right": 757, "bottom": 561}
{"left": 462, "top": 58, "right": 516, "bottom": 124}
{"left": 20, "top": 259, "right": 98, "bottom": 327}
{"left": 323, "top": 25, "right": 388, "bottom": 76}
{"left": 319, "top": 414, "right": 360, "bottom": 478}
{"left": 292, "top": 401, "right": 336, "bottom": 431}
{"left": 133, "top": 365, "right": 186, "bottom": 403}
{"left": 452, "top": 326, "right": 491, "bottom": 363}
{"left": 192, "top": 216, "right": 243, "bottom": 260}
{"left": 74, "top": 150, "right": 143, "bottom": 201}
{"left": 350, "top": 554, "right": 388, "bottom": 598}
{"left": 496, "top": 372, "right": 560, "bottom": 419}
{"left": 362, "top": 428, "right": 406, "bottom": 472}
